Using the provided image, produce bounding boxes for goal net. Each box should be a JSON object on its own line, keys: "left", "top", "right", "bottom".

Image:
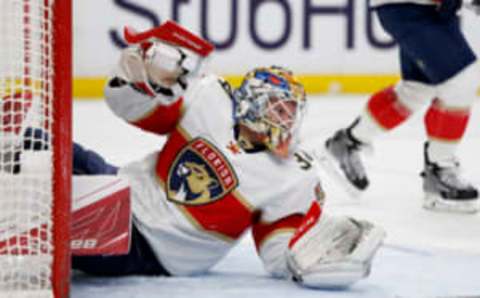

{"left": 0, "top": 1, "right": 72, "bottom": 298}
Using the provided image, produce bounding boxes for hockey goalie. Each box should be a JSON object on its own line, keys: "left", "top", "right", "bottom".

{"left": 67, "top": 21, "right": 387, "bottom": 288}
{"left": 0, "top": 22, "right": 386, "bottom": 288}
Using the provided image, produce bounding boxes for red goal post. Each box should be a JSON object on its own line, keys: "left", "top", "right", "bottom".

{"left": 0, "top": 0, "right": 72, "bottom": 298}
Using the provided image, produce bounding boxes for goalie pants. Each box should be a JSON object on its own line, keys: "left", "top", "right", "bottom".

{"left": 70, "top": 142, "right": 171, "bottom": 276}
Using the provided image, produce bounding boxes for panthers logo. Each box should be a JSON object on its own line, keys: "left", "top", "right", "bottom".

{"left": 168, "top": 161, "right": 219, "bottom": 204}
{"left": 167, "top": 138, "right": 238, "bottom": 205}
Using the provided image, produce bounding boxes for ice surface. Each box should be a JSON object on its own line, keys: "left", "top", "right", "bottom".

{"left": 72, "top": 95, "right": 480, "bottom": 298}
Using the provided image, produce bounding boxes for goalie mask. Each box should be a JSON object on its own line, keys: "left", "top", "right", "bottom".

{"left": 233, "top": 66, "right": 306, "bottom": 158}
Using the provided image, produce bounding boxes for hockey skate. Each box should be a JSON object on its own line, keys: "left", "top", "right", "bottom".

{"left": 422, "top": 143, "right": 479, "bottom": 213}
{"left": 320, "top": 129, "right": 369, "bottom": 197}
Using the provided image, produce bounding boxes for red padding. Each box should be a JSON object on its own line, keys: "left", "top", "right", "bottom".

{"left": 425, "top": 99, "right": 470, "bottom": 141}
{"left": 367, "top": 86, "right": 411, "bottom": 130}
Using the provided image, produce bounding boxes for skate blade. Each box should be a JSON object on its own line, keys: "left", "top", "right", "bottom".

{"left": 315, "top": 147, "right": 364, "bottom": 199}
{"left": 423, "top": 192, "right": 479, "bottom": 214}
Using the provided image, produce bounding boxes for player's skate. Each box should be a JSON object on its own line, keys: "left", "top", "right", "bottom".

{"left": 422, "top": 143, "right": 479, "bottom": 213}
{"left": 320, "top": 129, "right": 369, "bottom": 197}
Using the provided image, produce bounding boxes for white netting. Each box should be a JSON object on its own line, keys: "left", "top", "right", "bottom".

{"left": 0, "top": 0, "right": 55, "bottom": 297}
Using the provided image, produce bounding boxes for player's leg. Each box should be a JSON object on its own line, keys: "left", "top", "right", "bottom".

{"left": 386, "top": 7, "right": 479, "bottom": 212}
{"left": 322, "top": 73, "right": 433, "bottom": 197}
{"left": 72, "top": 224, "right": 170, "bottom": 276}
{"left": 422, "top": 65, "right": 479, "bottom": 213}
{"left": 346, "top": 4, "right": 440, "bottom": 144}
{"left": 321, "top": 4, "right": 434, "bottom": 196}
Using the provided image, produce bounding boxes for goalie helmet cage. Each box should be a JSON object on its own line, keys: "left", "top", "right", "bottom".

{"left": 0, "top": 0, "right": 72, "bottom": 298}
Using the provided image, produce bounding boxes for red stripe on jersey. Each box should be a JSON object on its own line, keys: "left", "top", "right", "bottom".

{"left": 367, "top": 86, "right": 411, "bottom": 130}
{"left": 425, "top": 99, "right": 470, "bottom": 141}
{"left": 183, "top": 192, "right": 253, "bottom": 239}
{"left": 252, "top": 213, "right": 304, "bottom": 251}
{"left": 156, "top": 128, "right": 189, "bottom": 181}
{"left": 131, "top": 97, "right": 183, "bottom": 135}
{"left": 288, "top": 201, "right": 323, "bottom": 249}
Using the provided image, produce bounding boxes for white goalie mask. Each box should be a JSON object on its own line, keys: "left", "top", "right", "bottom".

{"left": 233, "top": 66, "right": 306, "bottom": 158}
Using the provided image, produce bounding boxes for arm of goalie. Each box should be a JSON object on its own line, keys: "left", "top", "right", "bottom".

{"left": 286, "top": 202, "right": 386, "bottom": 288}
{"left": 72, "top": 176, "right": 131, "bottom": 256}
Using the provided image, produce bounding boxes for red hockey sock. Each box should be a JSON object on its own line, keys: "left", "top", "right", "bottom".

{"left": 367, "top": 86, "right": 412, "bottom": 130}
{"left": 425, "top": 99, "right": 470, "bottom": 142}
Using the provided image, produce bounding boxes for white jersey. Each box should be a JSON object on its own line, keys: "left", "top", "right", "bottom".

{"left": 370, "top": 0, "right": 436, "bottom": 7}
{"left": 105, "top": 75, "right": 323, "bottom": 276}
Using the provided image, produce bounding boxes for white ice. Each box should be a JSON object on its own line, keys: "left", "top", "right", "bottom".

{"left": 72, "top": 95, "right": 480, "bottom": 298}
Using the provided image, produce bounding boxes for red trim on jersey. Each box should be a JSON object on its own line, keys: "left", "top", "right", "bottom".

{"left": 156, "top": 128, "right": 189, "bottom": 181}
{"left": 131, "top": 97, "right": 183, "bottom": 135}
{"left": 155, "top": 128, "right": 252, "bottom": 239}
{"left": 252, "top": 214, "right": 304, "bottom": 251}
{"left": 288, "top": 201, "right": 323, "bottom": 249}
{"left": 367, "top": 86, "right": 411, "bottom": 130}
{"left": 425, "top": 99, "right": 470, "bottom": 141}
{"left": 184, "top": 192, "right": 253, "bottom": 239}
